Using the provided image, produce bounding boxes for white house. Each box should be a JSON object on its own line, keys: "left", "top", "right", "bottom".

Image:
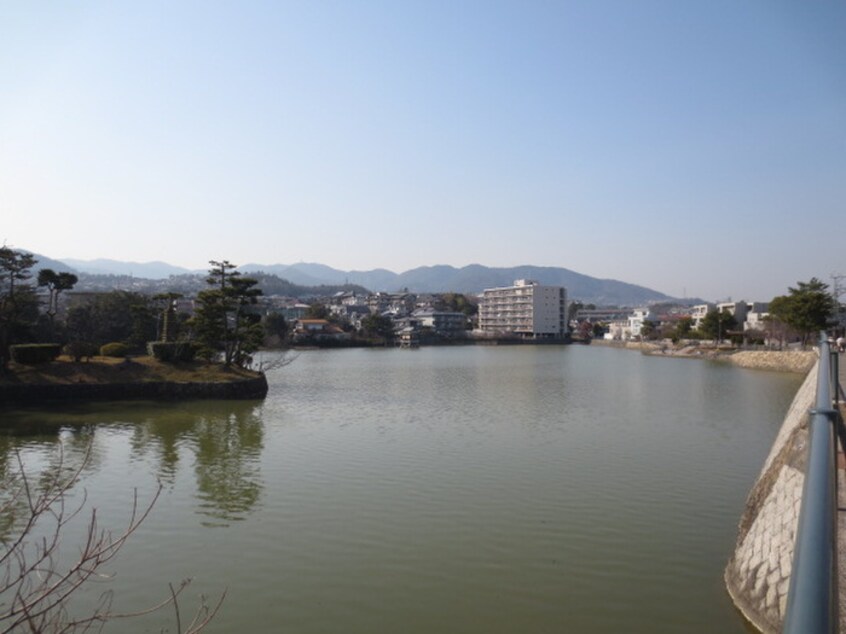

{"left": 627, "top": 308, "right": 654, "bottom": 338}
{"left": 743, "top": 302, "right": 770, "bottom": 331}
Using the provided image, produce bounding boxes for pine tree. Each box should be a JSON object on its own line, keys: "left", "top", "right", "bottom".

{"left": 191, "top": 260, "right": 263, "bottom": 367}
{"left": 769, "top": 278, "right": 835, "bottom": 345}
{"left": 0, "top": 247, "right": 40, "bottom": 369}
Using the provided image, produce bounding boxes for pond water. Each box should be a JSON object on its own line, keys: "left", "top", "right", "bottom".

{"left": 0, "top": 345, "right": 803, "bottom": 632}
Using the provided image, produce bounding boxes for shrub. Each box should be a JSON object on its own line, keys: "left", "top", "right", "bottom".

{"left": 9, "top": 344, "right": 61, "bottom": 364}
{"left": 147, "top": 341, "right": 198, "bottom": 363}
{"left": 100, "top": 342, "right": 130, "bottom": 358}
{"left": 63, "top": 341, "right": 99, "bottom": 362}
{"left": 195, "top": 346, "right": 219, "bottom": 363}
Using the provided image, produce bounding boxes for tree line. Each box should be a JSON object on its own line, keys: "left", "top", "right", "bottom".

{"left": 0, "top": 247, "right": 276, "bottom": 371}
{"left": 635, "top": 278, "right": 839, "bottom": 345}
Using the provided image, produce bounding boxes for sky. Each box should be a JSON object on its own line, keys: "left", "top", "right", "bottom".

{"left": 1, "top": 1, "right": 844, "bottom": 302}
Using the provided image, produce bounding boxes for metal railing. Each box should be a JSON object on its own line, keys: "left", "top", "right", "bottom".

{"left": 783, "top": 334, "right": 842, "bottom": 633}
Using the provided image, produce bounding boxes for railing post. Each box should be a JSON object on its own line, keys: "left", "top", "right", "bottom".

{"left": 782, "top": 334, "right": 839, "bottom": 634}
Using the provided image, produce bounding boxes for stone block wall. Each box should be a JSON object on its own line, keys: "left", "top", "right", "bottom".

{"left": 724, "top": 363, "right": 818, "bottom": 633}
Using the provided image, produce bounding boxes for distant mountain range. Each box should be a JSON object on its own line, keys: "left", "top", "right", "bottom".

{"left": 237, "top": 262, "right": 678, "bottom": 305}
{"left": 60, "top": 258, "right": 199, "bottom": 279}
{"left": 23, "top": 253, "right": 684, "bottom": 305}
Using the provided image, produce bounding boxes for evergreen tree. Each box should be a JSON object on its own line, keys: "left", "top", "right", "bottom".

{"left": 305, "top": 303, "right": 329, "bottom": 319}
{"left": 191, "top": 260, "right": 263, "bottom": 367}
{"left": 769, "top": 278, "right": 835, "bottom": 345}
{"left": 37, "top": 268, "right": 78, "bottom": 338}
{"left": 360, "top": 313, "right": 394, "bottom": 342}
{"left": 65, "top": 291, "right": 155, "bottom": 350}
{"left": 699, "top": 310, "right": 737, "bottom": 342}
{"left": 673, "top": 316, "right": 694, "bottom": 341}
{"left": 639, "top": 320, "right": 657, "bottom": 340}
{"left": 437, "top": 293, "right": 478, "bottom": 316}
{"left": 263, "top": 312, "right": 288, "bottom": 347}
{"left": 0, "top": 247, "right": 40, "bottom": 368}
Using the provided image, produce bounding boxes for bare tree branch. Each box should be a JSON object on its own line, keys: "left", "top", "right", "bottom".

{"left": 1, "top": 443, "right": 223, "bottom": 633}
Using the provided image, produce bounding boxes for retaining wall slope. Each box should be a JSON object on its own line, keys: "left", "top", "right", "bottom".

{"left": 725, "top": 363, "right": 818, "bottom": 632}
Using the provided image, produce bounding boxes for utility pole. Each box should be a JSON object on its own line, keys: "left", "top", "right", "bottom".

{"left": 832, "top": 273, "right": 845, "bottom": 329}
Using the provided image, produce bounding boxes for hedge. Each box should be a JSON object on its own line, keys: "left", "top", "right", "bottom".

{"left": 100, "top": 342, "right": 130, "bottom": 358}
{"left": 147, "top": 341, "right": 198, "bottom": 363}
{"left": 10, "top": 344, "right": 62, "bottom": 364}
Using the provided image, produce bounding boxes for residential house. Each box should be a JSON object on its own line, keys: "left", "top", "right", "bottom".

{"left": 291, "top": 319, "right": 350, "bottom": 344}
{"left": 743, "top": 302, "right": 770, "bottom": 332}
{"left": 603, "top": 319, "right": 631, "bottom": 341}
{"left": 411, "top": 309, "right": 468, "bottom": 338}
{"left": 626, "top": 308, "right": 656, "bottom": 338}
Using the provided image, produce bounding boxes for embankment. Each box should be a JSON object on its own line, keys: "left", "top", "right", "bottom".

{"left": 724, "top": 359, "right": 818, "bottom": 632}
{"left": 723, "top": 350, "right": 816, "bottom": 374}
{"left": 0, "top": 357, "right": 268, "bottom": 404}
{"left": 591, "top": 339, "right": 815, "bottom": 374}
{"left": 0, "top": 376, "right": 268, "bottom": 404}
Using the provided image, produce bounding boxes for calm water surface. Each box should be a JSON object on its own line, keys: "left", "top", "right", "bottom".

{"left": 0, "top": 346, "right": 803, "bottom": 632}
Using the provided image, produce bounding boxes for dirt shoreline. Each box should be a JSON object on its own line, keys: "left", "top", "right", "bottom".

{"left": 590, "top": 339, "right": 817, "bottom": 374}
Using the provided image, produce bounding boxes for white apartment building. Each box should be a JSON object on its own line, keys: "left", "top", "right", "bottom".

{"left": 717, "top": 301, "right": 750, "bottom": 325}
{"left": 478, "top": 279, "right": 568, "bottom": 338}
{"left": 692, "top": 300, "right": 770, "bottom": 333}
{"left": 691, "top": 303, "right": 716, "bottom": 329}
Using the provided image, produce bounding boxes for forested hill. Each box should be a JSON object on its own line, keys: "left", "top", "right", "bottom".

{"left": 239, "top": 262, "right": 676, "bottom": 305}
{"left": 31, "top": 251, "right": 680, "bottom": 305}
{"left": 69, "top": 272, "right": 368, "bottom": 299}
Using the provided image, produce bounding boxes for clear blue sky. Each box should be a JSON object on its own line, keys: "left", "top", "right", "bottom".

{"left": 1, "top": 1, "right": 844, "bottom": 301}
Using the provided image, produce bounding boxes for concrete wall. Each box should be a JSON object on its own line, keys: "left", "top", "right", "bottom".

{"left": 724, "top": 362, "right": 818, "bottom": 633}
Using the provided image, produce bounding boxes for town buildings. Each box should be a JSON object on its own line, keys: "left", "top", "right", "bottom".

{"left": 411, "top": 309, "right": 468, "bottom": 338}
{"left": 743, "top": 303, "right": 770, "bottom": 332}
{"left": 690, "top": 303, "right": 716, "bottom": 329}
{"left": 595, "top": 300, "right": 772, "bottom": 342}
{"left": 477, "top": 280, "right": 568, "bottom": 339}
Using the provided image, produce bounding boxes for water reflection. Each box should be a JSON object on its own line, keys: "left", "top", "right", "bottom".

{"left": 0, "top": 349, "right": 808, "bottom": 633}
{"left": 0, "top": 429, "right": 93, "bottom": 543}
{"left": 191, "top": 407, "right": 264, "bottom": 526}
{"left": 0, "top": 400, "right": 266, "bottom": 527}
